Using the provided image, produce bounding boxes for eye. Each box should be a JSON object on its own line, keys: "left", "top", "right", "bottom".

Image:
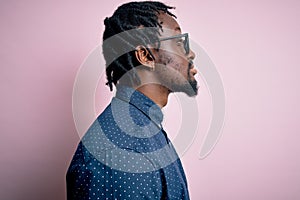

{"left": 176, "top": 39, "right": 185, "bottom": 46}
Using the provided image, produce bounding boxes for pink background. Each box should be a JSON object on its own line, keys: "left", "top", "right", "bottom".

{"left": 1, "top": 0, "right": 300, "bottom": 199}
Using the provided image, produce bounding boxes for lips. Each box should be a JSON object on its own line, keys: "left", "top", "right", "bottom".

{"left": 189, "top": 65, "right": 197, "bottom": 76}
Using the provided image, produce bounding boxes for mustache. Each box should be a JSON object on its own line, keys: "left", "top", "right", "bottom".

{"left": 187, "top": 60, "right": 194, "bottom": 78}
{"left": 188, "top": 60, "right": 193, "bottom": 69}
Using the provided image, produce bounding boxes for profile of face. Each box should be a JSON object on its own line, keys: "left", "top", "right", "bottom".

{"left": 151, "top": 12, "right": 198, "bottom": 97}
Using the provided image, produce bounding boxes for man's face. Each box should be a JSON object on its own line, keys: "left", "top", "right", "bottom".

{"left": 152, "top": 12, "right": 198, "bottom": 96}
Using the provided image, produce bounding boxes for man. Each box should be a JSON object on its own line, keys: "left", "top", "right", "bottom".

{"left": 66, "top": 1, "right": 198, "bottom": 199}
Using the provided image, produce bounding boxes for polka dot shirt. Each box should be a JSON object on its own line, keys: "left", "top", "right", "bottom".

{"left": 66, "top": 86, "right": 190, "bottom": 199}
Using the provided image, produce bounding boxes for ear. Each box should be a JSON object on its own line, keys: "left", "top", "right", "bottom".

{"left": 135, "top": 45, "right": 155, "bottom": 71}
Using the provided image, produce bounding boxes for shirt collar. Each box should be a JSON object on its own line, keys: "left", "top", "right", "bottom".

{"left": 115, "top": 85, "right": 163, "bottom": 126}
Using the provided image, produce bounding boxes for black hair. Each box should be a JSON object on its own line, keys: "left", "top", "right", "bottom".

{"left": 102, "top": 1, "right": 176, "bottom": 91}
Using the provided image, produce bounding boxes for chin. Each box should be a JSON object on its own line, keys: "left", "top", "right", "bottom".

{"left": 184, "top": 88, "right": 198, "bottom": 97}
{"left": 169, "top": 80, "right": 199, "bottom": 97}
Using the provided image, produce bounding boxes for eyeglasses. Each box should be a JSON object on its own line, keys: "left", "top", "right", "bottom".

{"left": 157, "top": 33, "right": 190, "bottom": 55}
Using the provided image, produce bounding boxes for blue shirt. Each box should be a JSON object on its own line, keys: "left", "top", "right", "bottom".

{"left": 66, "top": 86, "right": 190, "bottom": 200}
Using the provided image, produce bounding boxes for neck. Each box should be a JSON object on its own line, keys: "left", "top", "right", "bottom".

{"left": 136, "top": 84, "right": 170, "bottom": 108}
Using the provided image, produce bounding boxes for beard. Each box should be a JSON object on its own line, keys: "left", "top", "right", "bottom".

{"left": 168, "top": 77, "right": 198, "bottom": 97}
{"left": 155, "top": 54, "right": 199, "bottom": 96}
{"left": 168, "top": 61, "right": 198, "bottom": 97}
{"left": 187, "top": 78, "right": 198, "bottom": 96}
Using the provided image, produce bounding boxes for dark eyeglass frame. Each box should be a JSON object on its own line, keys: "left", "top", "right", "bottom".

{"left": 157, "top": 33, "right": 190, "bottom": 55}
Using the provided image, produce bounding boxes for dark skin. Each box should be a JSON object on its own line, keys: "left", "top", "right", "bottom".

{"left": 134, "top": 12, "right": 197, "bottom": 108}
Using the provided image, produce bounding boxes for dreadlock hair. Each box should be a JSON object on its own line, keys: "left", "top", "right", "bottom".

{"left": 102, "top": 1, "right": 176, "bottom": 91}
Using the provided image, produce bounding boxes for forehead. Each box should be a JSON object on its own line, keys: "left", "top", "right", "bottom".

{"left": 157, "top": 12, "right": 181, "bottom": 37}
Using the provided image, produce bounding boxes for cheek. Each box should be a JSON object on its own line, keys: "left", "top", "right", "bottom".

{"left": 158, "top": 52, "right": 187, "bottom": 72}
{"left": 157, "top": 52, "right": 172, "bottom": 65}
{"left": 169, "top": 57, "right": 189, "bottom": 78}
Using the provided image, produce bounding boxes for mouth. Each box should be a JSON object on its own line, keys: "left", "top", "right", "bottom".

{"left": 188, "top": 63, "right": 198, "bottom": 79}
{"left": 188, "top": 61, "right": 197, "bottom": 77}
{"left": 190, "top": 65, "right": 197, "bottom": 76}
